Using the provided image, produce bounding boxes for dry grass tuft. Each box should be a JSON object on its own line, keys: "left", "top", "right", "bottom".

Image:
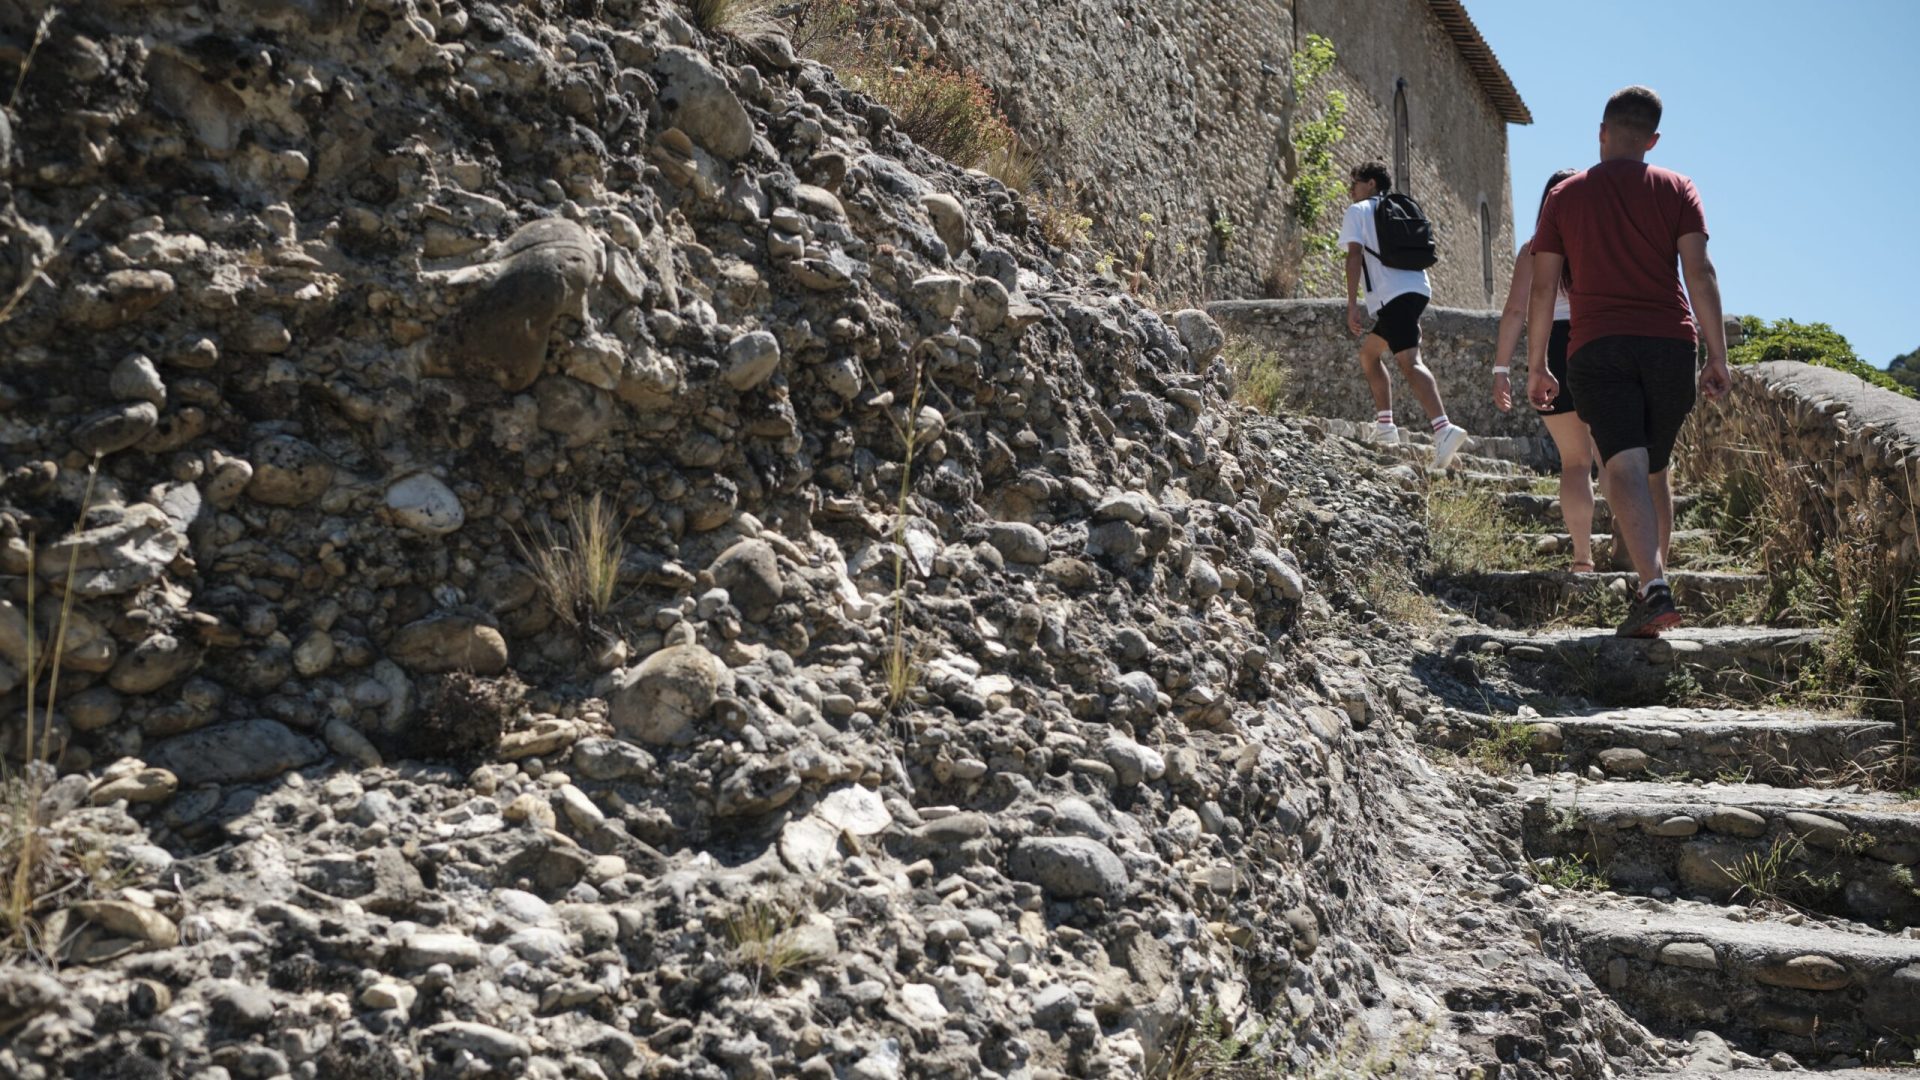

{"left": 724, "top": 900, "right": 821, "bottom": 992}
{"left": 1424, "top": 480, "right": 1529, "bottom": 577}
{"left": 1223, "top": 338, "right": 1294, "bottom": 415}
{"left": 4, "top": 459, "right": 100, "bottom": 951}
{"left": 687, "top": 0, "right": 779, "bottom": 37}
{"left": 514, "top": 493, "right": 629, "bottom": 633}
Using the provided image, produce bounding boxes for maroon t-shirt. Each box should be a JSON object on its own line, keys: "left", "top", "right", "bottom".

{"left": 1533, "top": 159, "right": 1708, "bottom": 358}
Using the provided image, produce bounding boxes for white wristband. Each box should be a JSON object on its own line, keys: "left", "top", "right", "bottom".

{"left": 1491, "top": 366, "right": 1510, "bottom": 375}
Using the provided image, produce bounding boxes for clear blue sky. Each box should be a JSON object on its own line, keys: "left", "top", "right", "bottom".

{"left": 1469, "top": 0, "right": 1919, "bottom": 366}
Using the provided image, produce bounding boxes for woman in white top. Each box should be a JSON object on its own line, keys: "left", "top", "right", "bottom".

{"left": 1495, "top": 168, "right": 1601, "bottom": 573}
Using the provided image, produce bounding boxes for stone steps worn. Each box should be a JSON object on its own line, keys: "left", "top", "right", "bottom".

{"left": 1521, "top": 779, "right": 1920, "bottom": 929}
{"left": 1643, "top": 1060, "right": 1920, "bottom": 1068}
{"left": 1456, "top": 627, "right": 1829, "bottom": 708}
{"left": 1519, "top": 529, "right": 1733, "bottom": 572}
{"left": 1548, "top": 902, "right": 1920, "bottom": 1060}
{"left": 1497, "top": 491, "right": 1703, "bottom": 532}
{"left": 1439, "top": 570, "right": 1767, "bottom": 627}
{"left": 1444, "top": 706, "right": 1900, "bottom": 785}
{"left": 1304, "top": 415, "right": 1555, "bottom": 473}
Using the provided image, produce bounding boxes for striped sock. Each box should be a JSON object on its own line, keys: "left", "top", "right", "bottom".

{"left": 1431, "top": 415, "right": 1451, "bottom": 433}
{"left": 1375, "top": 410, "right": 1394, "bottom": 429}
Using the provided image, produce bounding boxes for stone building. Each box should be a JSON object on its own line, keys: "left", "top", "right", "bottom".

{"left": 1296, "top": 0, "right": 1531, "bottom": 308}
{"left": 882, "top": 0, "right": 1530, "bottom": 309}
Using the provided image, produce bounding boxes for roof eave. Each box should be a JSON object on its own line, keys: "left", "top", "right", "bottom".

{"left": 1427, "top": 0, "right": 1532, "bottom": 125}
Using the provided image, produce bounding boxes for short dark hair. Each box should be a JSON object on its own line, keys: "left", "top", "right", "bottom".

{"left": 1351, "top": 160, "right": 1392, "bottom": 193}
{"left": 1603, "top": 85, "right": 1662, "bottom": 137}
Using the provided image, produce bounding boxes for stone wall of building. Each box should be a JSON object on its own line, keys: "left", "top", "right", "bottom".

{"left": 1294, "top": 0, "right": 1517, "bottom": 309}
{"left": 883, "top": 0, "right": 1519, "bottom": 306}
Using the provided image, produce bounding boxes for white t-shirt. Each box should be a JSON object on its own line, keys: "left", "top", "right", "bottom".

{"left": 1338, "top": 197, "right": 1431, "bottom": 315}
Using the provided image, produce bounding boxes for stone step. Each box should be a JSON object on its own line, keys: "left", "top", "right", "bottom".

{"left": 1303, "top": 415, "right": 1554, "bottom": 473}
{"left": 1638, "top": 1072, "right": 1917, "bottom": 1079}
{"left": 1519, "top": 529, "right": 1733, "bottom": 572}
{"left": 1549, "top": 901, "right": 1920, "bottom": 1061}
{"left": 1439, "top": 569, "right": 1766, "bottom": 627}
{"left": 1454, "top": 470, "right": 1551, "bottom": 493}
{"left": 1456, "top": 627, "right": 1828, "bottom": 708}
{"left": 1440, "top": 706, "right": 1900, "bottom": 785}
{"left": 1521, "top": 779, "right": 1920, "bottom": 928}
{"left": 1497, "top": 491, "right": 1704, "bottom": 531}
{"left": 1643, "top": 1060, "right": 1920, "bottom": 1068}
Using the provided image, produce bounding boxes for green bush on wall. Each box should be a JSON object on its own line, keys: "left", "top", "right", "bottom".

{"left": 1731, "top": 316, "right": 1915, "bottom": 400}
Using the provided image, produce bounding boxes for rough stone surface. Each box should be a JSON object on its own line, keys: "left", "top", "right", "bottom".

{"left": 1008, "top": 836, "right": 1129, "bottom": 899}
{"left": 610, "top": 644, "right": 729, "bottom": 746}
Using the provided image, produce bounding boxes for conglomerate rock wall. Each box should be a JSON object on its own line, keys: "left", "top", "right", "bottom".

{"left": 0, "top": 2, "right": 1645, "bottom": 1077}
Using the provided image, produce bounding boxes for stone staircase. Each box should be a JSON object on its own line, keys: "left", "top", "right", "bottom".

{"left": 1372, "top": 426, "right": 1920, "bottom": 1072}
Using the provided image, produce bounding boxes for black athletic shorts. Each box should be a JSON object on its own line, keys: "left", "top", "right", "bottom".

{"left": 1537, "top": 319, "right": 1576, "bottom": 416}
{"left": 1369, "top": 292, "right": 1427, "bottom": 354}
{"left": 1567, "top": 335, "right": 1697, "bottom": 473}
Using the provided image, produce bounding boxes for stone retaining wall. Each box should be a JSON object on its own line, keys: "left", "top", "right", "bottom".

{"left": 1208, "top": 298, "right": 1545, "bottom": 442}
{"left": 1684, "top": 360, "right": 1920, "bottom": 574}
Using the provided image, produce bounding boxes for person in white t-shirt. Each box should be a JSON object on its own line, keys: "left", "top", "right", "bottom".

{"left": 1338, "top": 160, "right": 1469, "bottom": 468}
{"left": 1494, "top": 168, "right": 1602, "bottom": 573}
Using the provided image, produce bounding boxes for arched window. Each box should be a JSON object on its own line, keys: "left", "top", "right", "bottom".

{"left": 1393, "top": 80, "right": 1410, "bottom": 195}
{"left": 1480, "top": 200, "right": 1495, "bottom": 299}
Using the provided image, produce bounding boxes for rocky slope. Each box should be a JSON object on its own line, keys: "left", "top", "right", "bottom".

{"left": 0, "top": 2, "right": 1654, "bottom": 1077}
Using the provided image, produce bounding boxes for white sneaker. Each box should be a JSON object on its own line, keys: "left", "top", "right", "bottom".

{"left": 1374, "top": 425, "right": 1401, "bottom": 446}
{"left": 1431, "top": 424, "right": 1470, "bottom": 469}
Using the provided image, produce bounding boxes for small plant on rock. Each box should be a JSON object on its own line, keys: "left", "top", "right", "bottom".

{"left": 514, "top": 493, "right": 630, "bottom": 634}
{"left": 1210, "top": 213, "right": 1235, "bottom": 254}
{"left": 1031, "top": 183, "right": 1092, "bottom": 251}
{"left": 861, "top": 358, "right": 940, "bottom": 712}
{"left": 1465, "top": 718, "right": 1535, "bottom": 775}
{"left": 724, "top": 900, "right": 820, "bottom": 993}
{"left": 1224, "top": 338, "right": 1294, "bottom": 415}
{"left": 980, "top": 135, "right": 1037, "bottom": 192}
{"left": 1154, "top": 999, "right": 1266, "bottom": 1079}
{"left": 1529, "top": 854, "right": 1609, "bottom": 892}
{"left": 3, "top": 458, "right": 100, "bottom": 953}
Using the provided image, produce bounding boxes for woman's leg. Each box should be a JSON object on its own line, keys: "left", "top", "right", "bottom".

{"left": 1543, "top": 411, "right": 1595, "bottom": 568}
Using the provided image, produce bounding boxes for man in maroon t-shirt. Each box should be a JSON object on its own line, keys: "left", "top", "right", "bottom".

{"left": 1527, "top": 85, "right": 1732, "bottom": 638}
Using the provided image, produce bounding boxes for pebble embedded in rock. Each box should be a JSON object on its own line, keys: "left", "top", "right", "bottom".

{"left": 610, "top": 643, "right": 730, "bottom": 746}
{"left": 385, "top": 473, "right": 466, "bottom": 535}
{"left": 397, "top": 933, "right": 483, "bottom": 970}
{"left": 245, "top": 434, "right": 334, "bottom": 506}
{"left": 723, "top": 330, "right": 782, "bottom": 391}
{"left": 1007, "top": 836, "right": 1128, "bottom": 899}
{"left": 73, "top": 402, "right": 159, "bottom": 456}
{"left": 986, "top": 521, "right": 1048, "bottom": 565}
{"left": 709, "top": 538, "right": 783, "bottom": 620}
{"left": 388, "top": 615, "right": 509, "bottom": 675}
{"left": 1595, "top": 747, "right": 1650, "bottom": 775}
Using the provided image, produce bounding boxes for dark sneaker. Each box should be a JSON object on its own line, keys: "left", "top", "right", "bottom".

{"left": 1616, "top": 584, "right": 1681, "bottom": 638}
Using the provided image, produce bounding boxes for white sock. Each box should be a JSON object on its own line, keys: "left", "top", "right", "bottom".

{"left": 1431, "top": 415, "right": 1451, "bottom": 433}
{"left": 1641, "top": 577, "right": 1668, "bottom": 597}
{"left": 1375, "top": 410, "right": 1395, "bottom": 429}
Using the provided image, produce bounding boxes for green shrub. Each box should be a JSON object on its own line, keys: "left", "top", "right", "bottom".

{"left": 1731, "top": 316, "right": 1915, "bottom": 399}
{"left": 1889, "top": 346, "right": 1920, "bottom": 392}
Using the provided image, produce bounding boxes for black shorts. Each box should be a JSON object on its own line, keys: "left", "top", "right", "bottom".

{"left": 1537, "top": 319, "right": 1576, "bottom": 417}
{"left": 1369, "top": 292, "right": 1427, "bottom": 354}
{"left": 1567, "top": 335, "right": 1697, "bottom": 473}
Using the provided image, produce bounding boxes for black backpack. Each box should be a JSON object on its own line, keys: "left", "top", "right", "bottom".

{"left": 1366, "top": 192, "right": 1438, "bottom": 271}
